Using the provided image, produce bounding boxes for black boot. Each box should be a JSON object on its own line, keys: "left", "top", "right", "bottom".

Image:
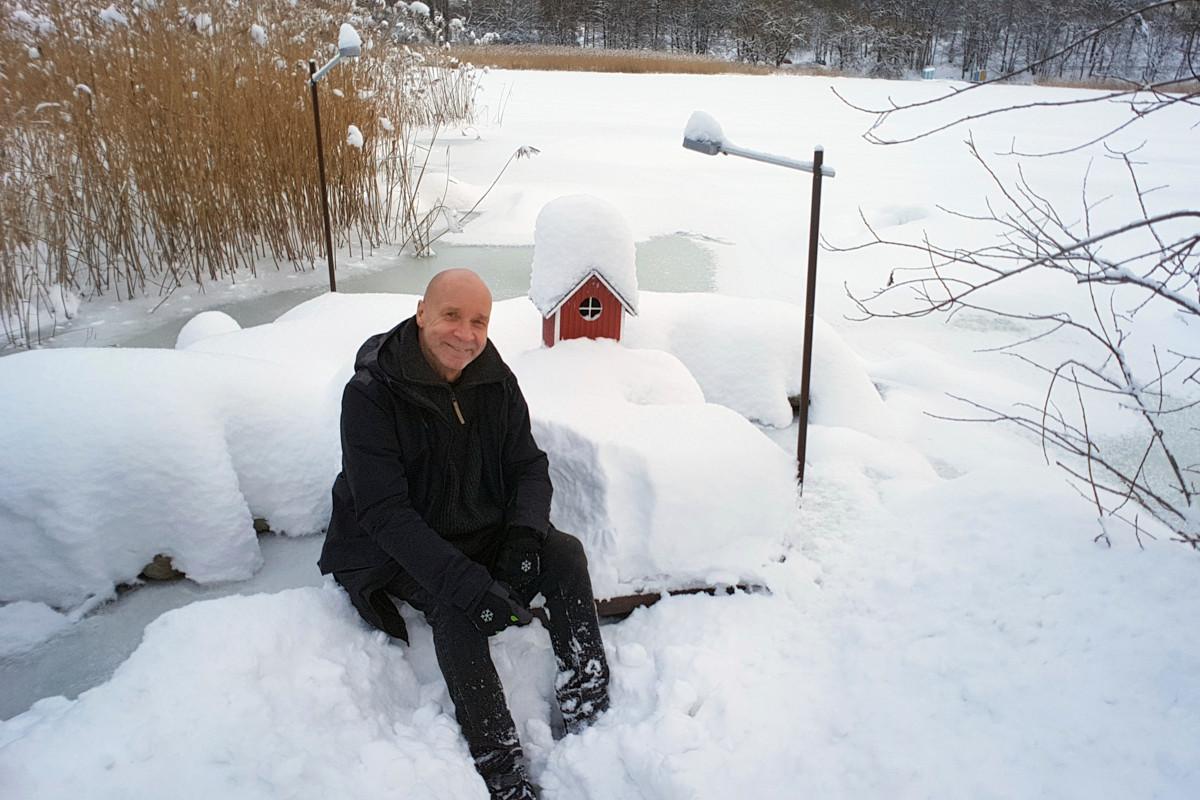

{"left": 480, "top": 756, "right": 538, "bottom": 800}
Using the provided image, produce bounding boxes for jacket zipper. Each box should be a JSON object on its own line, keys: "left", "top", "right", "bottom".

{"left": 450, "top": 390, "right": 466, "bottom": 425}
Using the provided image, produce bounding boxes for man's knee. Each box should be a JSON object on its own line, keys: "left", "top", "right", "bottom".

{"left": 543, "top": 528, "right": 588, "bottom": 573}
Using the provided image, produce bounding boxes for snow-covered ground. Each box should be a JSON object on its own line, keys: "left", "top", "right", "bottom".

{"left": 1, "top": 69, "right": 1198, "bottom": 798}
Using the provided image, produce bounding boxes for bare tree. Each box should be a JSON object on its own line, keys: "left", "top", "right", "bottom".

{"left": 833, "top": 0, "right": 1200, "bottom": 547}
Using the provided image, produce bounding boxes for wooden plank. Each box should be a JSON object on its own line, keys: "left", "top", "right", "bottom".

{"left": 595, "top": 584, "right": 760, "bottom": 618}
{"left": 528, "top": 585, "right": 764, "bottom": 626}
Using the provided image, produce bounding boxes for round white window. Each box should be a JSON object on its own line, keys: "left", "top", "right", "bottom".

{"left": 579, "top": 296, "right": 602, "bottom": 321}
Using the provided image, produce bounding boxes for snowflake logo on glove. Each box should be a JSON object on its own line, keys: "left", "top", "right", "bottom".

{"left": 521, "top": 559, "right": 533, "bottom": 573}
{"left": 480, "top": 609, "right": 494, "bottom": 623}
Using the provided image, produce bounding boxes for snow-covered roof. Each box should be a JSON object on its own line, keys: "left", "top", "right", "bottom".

{"left": 529, "top": 195, "right": 639, "bottom": 317}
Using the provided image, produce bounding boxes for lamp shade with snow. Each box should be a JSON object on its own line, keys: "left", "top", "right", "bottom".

{"left": 529, "top": 195, "right": 638, "bottom": 348}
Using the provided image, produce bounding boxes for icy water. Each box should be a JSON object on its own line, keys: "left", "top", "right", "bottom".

{"left": 117, "top": 235, "right": 717, "bottom": 350}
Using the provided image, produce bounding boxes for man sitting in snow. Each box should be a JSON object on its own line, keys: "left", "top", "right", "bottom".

{"left": 319, "top": 268, "right": 609, "bottom": 800}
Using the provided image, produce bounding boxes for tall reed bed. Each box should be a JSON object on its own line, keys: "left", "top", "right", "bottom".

{"left": 0, "top": 0, "right": 480, "bottom": 346}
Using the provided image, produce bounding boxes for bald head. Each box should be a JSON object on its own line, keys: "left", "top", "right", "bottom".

{"left": 423, "top": 268, "right": 492, "bottom": 307}
{"left": 415, "top": 269, "right": 493, "bottom": 383}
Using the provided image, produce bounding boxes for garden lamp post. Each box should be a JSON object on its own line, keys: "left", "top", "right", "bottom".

{"left": 681, "top": 111, "right": 837, "bottom": 486}
{"left": 308, "top": 23, "right": 361, "bottom": 293}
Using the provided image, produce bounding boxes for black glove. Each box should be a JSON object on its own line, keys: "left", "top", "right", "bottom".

{"left": 469, "top": 581, "right": 533, "bottom": 637}
{"left": 495, "top": 526, "right": 544, "bottom": 587}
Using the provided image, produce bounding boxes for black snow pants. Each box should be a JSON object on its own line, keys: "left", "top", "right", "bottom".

{"left": 385, "top": 528, "right": 610, "bottom": 797}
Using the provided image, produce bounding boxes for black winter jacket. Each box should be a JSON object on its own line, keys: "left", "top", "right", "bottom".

{"left": 319, "top": 316, "right": 552, "bottom": 639}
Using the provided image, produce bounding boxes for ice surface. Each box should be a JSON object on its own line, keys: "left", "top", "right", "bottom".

{"left": 529, "top": 195, "right": 639, "bottom": 317}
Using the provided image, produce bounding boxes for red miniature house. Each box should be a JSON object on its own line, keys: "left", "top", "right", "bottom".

{"left": 540, "top": 269, "right": 637, "bottom": 348}
{"left": 529, "top": 195, "right": 640, "bottom": 347}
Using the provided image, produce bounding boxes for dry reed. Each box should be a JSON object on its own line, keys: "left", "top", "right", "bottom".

{"left": 452, "top": 45, "right": 776, "bottom": 75}
{"left": 0, "top": 0, "right": 480, "bottom": 346}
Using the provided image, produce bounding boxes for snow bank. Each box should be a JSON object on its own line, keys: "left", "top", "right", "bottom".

{"left": 513, "top": 340, "right": 798, "bottom": 597}
{"left": 0, "top": 586, "right": 491, "bottom": 799}
{"left": 0, "top": 349, "right": 339, "bottom": 609}
{"left": 2, "top": 290, "right": 858, "bottom": 609}
{"left": 529, "top": 195, "right": 639, "bottom": 316}
{"left": 626, "top": 292, "right": 892, "bottom": 435}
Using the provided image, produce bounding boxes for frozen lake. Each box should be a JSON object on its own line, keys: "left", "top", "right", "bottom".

{"left": 115, "top": 235, "right": 717, "bottom": 350}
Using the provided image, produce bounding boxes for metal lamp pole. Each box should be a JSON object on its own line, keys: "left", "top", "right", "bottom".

{"left": 682, "top": 113, "right": 836, "bottom": 486}
{"left": 307, "top": 24, "right": 361, "bottom": 293}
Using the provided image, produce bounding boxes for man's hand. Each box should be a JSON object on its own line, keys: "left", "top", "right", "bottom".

{"left": 470, "top": 581, "right": 533, "bottom": 637}
{"left": 495, "top": 526, "right": 544, "bottom": 587}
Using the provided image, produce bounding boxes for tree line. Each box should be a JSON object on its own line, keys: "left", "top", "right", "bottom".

{"left": 435, "top": 0, "right": 1200, "bottom": 78}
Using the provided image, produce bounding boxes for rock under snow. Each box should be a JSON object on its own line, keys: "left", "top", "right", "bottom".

{"left": 174, "top": 311, "right": 241, "bottom": 349}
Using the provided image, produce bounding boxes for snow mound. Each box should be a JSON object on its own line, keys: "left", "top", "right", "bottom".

{"left": 513, "top": 339, "right": 798, "bottom": 597}
{"left": 529, "top": 195, "right": 638, "bottom": 316}
{"left": 174, "top": 311, "right": 241, "bottom": 349}
{"left": 0, "top": 349, "right": 339, "bottom": 610}
{"left": 626, "top": 293, "right": 893, "bottom": 435}
{"left": 0, "top": 586, "right": 489, "bottom": 799}
{"left": 4, "top": 289, "right": 847, "bottom": 610}
{"left": 0, "top": 601, "right": 70, "bottom": 658}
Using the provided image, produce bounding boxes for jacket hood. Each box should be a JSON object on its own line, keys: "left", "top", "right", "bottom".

{"left": 354, "top": 316, "right": 511, "bottom": 389}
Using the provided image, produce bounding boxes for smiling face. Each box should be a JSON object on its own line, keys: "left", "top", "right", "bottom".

{"left": 415, "top": 269, "right": 493, "bottom": 383}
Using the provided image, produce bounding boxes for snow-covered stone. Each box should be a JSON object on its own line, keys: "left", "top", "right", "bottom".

{"left": 175, "top": 311, "right": 241, "bottom": 349}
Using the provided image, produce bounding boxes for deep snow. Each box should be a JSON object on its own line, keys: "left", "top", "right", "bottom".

{"left": 1, "top": 67, "right": 1198, "bottom": 799}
